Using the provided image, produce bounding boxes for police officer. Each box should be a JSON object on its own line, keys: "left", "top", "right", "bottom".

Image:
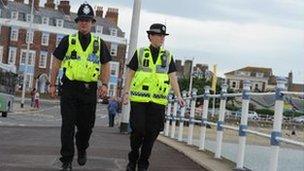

{"left": 49, "top": 3, "right": 111, "bottom": 171}
{"left": 123, "top": 23, "right": 185, "bottom": 171}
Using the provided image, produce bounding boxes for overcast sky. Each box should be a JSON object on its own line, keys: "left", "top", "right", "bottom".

{"left": 40, "top": 0, "right": 304, "bottom": 83}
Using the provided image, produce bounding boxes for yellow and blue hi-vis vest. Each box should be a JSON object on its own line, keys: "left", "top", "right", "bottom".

{"left": 61, "top": 33, "right": 101, "bottom": 82}
{"left": 129, "top": 47, "right": 172, "bottom": 105}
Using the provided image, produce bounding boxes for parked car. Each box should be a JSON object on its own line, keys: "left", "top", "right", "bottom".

{"left": 230, "top": 110, "right": 259, "bottom": 120}
{"left": 292, "top": 116, "right": 304, "bottom": 123}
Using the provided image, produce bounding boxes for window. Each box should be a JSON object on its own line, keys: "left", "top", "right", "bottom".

{"left": 42, "top": 17, "right": 49, "bottom": 25}
{"left": 232, "top": 81, "right": 236, "bottom": 88}
{"left": 110, "top": 62, "right": 118, "bottom": 76}
{"left": 26, "top": 30, "right": 34, "bottom": 44}
{"left": 8, "top": 47, "right": 17, "bottom": 65}
{"left": 110, "top": 43, "right": 118, "bottom": 56}
{"left": 56, "top": 19, "right": 64, "bottom": 27}
{"left": 109, "top": 84, "right": 115, "bottom": 97}
{"left": 238, "top": 71, "right": 250, "bottom": 76}
{"left": 0, "top": 46, "right": 3, "bottom": 63}
{"left": 110, "top": 28, "right": 117, "bottom": 36}
{"left": 256, "top": 72, "right": 264, "bottom": 78}
{"left": 20, "top": 50, "right": 35, "bottom": 65}
{"left": 11, "top": 11, "right": 18, "bottom": 20}
{"left": 39, "top": 51, "right": 47, "bottom": 68}
{"left": 26, "top": 14, "right": 33, "bottom": 22}
{"left": 56, "top": 35, "right": 64, "bottom": 46}
{"left": 25, "top": 74, "right": 33, "bottom": 89}
{"left": 10, "top": 28, "right": 19, "bottom": 41}
{"left": 41, "top": 33, "right": 49, "bottom": 46}
{"left": 96, "top": 25, "right": 103, "bottom": 34}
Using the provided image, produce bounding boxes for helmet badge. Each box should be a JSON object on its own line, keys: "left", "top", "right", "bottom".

{"left": 83, "top": 5, "right": 90, "bottom": 15}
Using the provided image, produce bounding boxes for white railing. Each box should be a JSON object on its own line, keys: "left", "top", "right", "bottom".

{"left": 163, "top": 77, "right": 304, "bottom": 171}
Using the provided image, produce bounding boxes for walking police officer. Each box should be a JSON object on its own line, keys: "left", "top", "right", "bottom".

{"left": 49, "top": 3, "right": 111, "bottom": 171}
{"left": 123, "top": 23, "right": 185, "bottom": 171}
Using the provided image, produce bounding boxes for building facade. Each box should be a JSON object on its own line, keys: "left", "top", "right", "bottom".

{"left": 225, "top": 66, "right": 273, "bottom": 92}
{"left": 225, "top": 67, "right": 304, "bottom": 92}
{"left": 0, "top": 0, "right": 127, "bottom": 97}
{"left": 175, "top": 59, "right": 209, "bottom": 79}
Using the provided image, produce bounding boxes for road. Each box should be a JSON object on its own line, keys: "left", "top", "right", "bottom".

{"left": 0, "top": 99, "right": 205, "bottom": 171}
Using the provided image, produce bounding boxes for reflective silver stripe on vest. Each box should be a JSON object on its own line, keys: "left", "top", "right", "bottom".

{"left": 131, "top": 91, "right": 151, "bottom": 97}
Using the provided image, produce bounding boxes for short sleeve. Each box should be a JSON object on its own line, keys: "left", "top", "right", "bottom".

{"left": 168, "top": 55, "right": 177, "bottom": 73}
{"left": 53, "top": 36, "right": 69, "bottom": 61}
{"left": 126, "top": 50, "right": 138, "bottom": 71}
{"left": 100, "top": 39, "right": 112, "bottom": 64}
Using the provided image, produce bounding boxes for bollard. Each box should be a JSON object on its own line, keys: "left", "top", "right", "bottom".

{"left": 170, "top": 100, "right": 178, "bottom": 139}
{"left": 187, "top": 88, "right": 197, "bottom": 145}
{"left": 269, "top": 77, "right": 286, "bottom": 171}
{"left": 199, "top": 86, "right": 210, "bottom": 150}
{"left": 178, "top": 91, "right": 187, "bottom": 141}
{"left": 215, "top": 84, "right": 228, "bottom": 159}
{"left": 236, "top": 80, "right": 251, "bottom": 169}
{"left": 164, "top": 94, "right": 173, "bottom": 136}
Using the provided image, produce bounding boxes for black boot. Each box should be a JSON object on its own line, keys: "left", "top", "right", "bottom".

{"left": 60, "top": 162, "right": 72, "bottom": 171}
{"left": 126, "top": 163, "right": 136, "bottom": 171}
{"left": 77, "top": 151, "right": 87, "bottom": 166}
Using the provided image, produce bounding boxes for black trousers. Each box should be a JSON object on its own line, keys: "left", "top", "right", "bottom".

{"left": 128, "top": 102, "right": 165, "bottom": 169}
{"left": 59, "top": 81, "right": 97, "bottom": 163}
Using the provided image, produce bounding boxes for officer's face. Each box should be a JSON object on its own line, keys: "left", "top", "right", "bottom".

{"left": 149, "top": 34, "right": 165, "bottom": 47}
{"left": 77, "top": 19, "right": 93, "bottom": 34}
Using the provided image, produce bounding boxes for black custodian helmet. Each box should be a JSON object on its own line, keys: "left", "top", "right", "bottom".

{"left": 75, "top": 3, "right": 96, "bottom": 23}
{"left": 146, "top": 23, "right": 169, "bottom": 36}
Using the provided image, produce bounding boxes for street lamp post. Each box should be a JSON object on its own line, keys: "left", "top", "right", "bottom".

{"left": 120, "top": 0, "right": 142, "bottom": 133}
{"left": 20, "top": 0, "right": 34, "bottom": 108}
{"left": 188, "top": 58, "right": 194, "bottom": 96}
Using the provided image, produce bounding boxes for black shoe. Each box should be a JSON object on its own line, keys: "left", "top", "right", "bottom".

{"left": 126, "top": 163, "right": 136, "bottom": 171}
{"left": 77, "top": 151, "right": 87, "bottom": 166}
{"left": 61, "top": 162, "right": 72, "bottom": 171}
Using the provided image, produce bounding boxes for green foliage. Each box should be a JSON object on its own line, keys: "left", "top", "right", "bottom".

{"left": 256, "top": 108, "right": 275, "bottom": 115}
{"left": 226, "top": 104, "right": 240, "bottom": 111}
{"left": 283, "top": 110, "right": 304, "bottom": 117}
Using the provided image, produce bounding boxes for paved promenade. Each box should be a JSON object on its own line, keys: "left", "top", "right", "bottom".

{"left": 0, "top": 126, "right": 206, "bottom": 171}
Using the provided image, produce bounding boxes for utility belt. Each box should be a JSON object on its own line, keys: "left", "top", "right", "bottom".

{"left": 61, "top": 76, "right": 97, "bottom": 90}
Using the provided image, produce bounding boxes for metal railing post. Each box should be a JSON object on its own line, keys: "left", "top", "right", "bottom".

{"left": 170, "top": 100, "right": 178, "bottom": 139}
{"left": 164, "top": 94, "right": 173, "bottom": 136}
{"left": 236, "top": 80, "right": 251, "bottom": 169}
{"left": 178, "top": 91, "right": 187, "bottom": 141}
{"left": 187, "top": 88, "right": 197, "bottom": 145}
{"left": 269, "top": 77, "right": 286, "bottom": 171}
{"left": 215, "top": 84, "right": 228, "bottom": 158}
{"left": 199, "top": 86, "right": 210, "bottom": 150}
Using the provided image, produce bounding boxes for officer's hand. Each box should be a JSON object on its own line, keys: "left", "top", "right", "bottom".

{"left": 123, "top": 93, "right": 129, "bottom": 105}
{"left": 177, "top": 96, "right": 186, "bottom": 107}
{"left": 49, "top": 85, "right": 56, "bottom": 98}
{"left": 98, "top": 85, "right": 108, "bottom": 98}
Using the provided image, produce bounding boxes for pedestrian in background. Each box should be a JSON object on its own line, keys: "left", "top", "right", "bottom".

{"left": 107, "top": 96, "right": 119, "bottom": 127}
{"left": 30, "top": 88, "right": 36, "bottom": 107}
{"left": 34, "top": 91, "right": 40, "bottom": 109}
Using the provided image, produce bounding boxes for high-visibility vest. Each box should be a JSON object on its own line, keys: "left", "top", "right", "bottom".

{"left": 129, "top": 47, "right": 172, "bottom": 105}
{"left": 61, "top": 33, "right": 101, "bottom": 82}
